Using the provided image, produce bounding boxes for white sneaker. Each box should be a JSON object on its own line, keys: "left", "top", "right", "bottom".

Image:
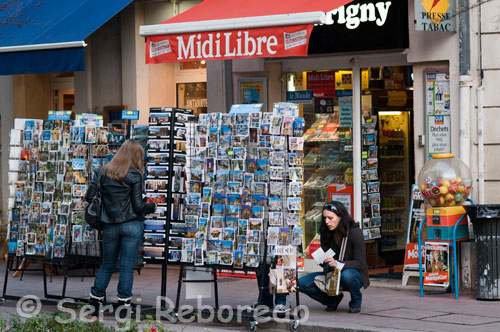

{"left": 274, "top": 304, "right": 290, "bottom": 313}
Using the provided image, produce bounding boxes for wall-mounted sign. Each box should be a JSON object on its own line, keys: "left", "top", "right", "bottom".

{"left": 286, "top": 90, "right": 313, "bottom": 104}
{"left": 306, "top": 71, "right": 335, "bottom": 90}
{"left": 415, "top": 0, "right": 456, "bottom": 32}
{"left": 425, "top": 72, "right": 450, "bottom": 116}
{"left": 309, "top": 0, "right": 408, "bottom": 54}
{"left": 122, "top": 110, "right": 139, "bottom": 120}
{"left": 427, "top": 115, "right": 451, "bottom": 158}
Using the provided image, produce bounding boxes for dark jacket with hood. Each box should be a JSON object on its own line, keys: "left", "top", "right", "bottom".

{"left": 85, "top": 168, "right": 155, "bottom": 224}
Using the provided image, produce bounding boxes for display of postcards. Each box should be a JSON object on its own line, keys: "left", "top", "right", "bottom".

{"left": 145, "top": 179, "right": 169, "bottom": 192}
{"left": 148, "top": 139, "right": 169, "bottom": 151}
{"left": 286, "top": 213, "right": 301, "bottom": 226}
{"left": 71, "top": 158, "right": 86, "bottom": 171}
{"left": 235, "top": 205, "right": 252, "bottom": 219}
{"left": 291, "top": 226, "right": 304, "bottom": 246}
{"left": 174, "top": 154, "right": 186, "bottom": 165}
{"left": 255, "top": 159, "right": 269, "bottom": 172}
{"left": 184, "top": 215, "right": 198, "bottom": 228}
{"left": 174, "top": 140, "right": 186, "bottom": 152}
{"left": 174, "top": 127, "right": 187, "bottom": 140}
{"left": 168, "top": 249, "right": 182, "bottom": 262}
{"left": 269, "top": 116, "right": 282, "bottom": 135}
{"left": 41, "top": 130, "right": 52, "bottom": 141}
{"left": 287, "top": 182, "right": 303, "bottom": 196}
{"left": 269, "top": 166, "right": 283, "bottom": 180}
{"left": 144, "top": 247, "right": 165, "bottom": 259}
{"left": 72, "top": 144, "right": 87, "bottom": 158}
{"left": 185, "top": 204, "right": 200, "bottom": 216}
{"left": 370, "top": 216, "right": 382, "bottom": 228}
{"left": 212, "top": 204, "right": 225, "bottom": 217}
{"left": 206, "top": 251, "right": 219, "bottom": 265}
{"left": 251, "top": 194, "right": 266, "bottom": 207}
{"left": 169, "top": 236, "right": 183, "bottom": 249}
{"left": 146, "top": 193, "right": 167, "bottom": 205}
{"left": 209, "top": 227, "right": 222, "bottom": 240}
{"left": 223, "top": 194, "right": 239, "bottom": 206}
{"left": 92, "top": 145, "right": 109, "bottom": 158}
{"left": 278, "top": 228, "right": 290, "bottom": 245}
{"left": 287, "top": 197, "right": 302, "bottom": 211}
{"left": 149, "top": 113, "right": 171, "bottom": 125}
{"left": 72, "top": 171, "right": 87, "bottom": 184}
{"left": 243, "top": 158, "right": 256, "bottom": 173}
{"left": 246, "top": 254, "right": 260, "bottom": 267}
{"left": 222, "top": 227, "right": 235, "bottom": 241}
{"left": 260, "top": 122, "right": 270, "bottom": 135}
{"left": 368, "top": 145, "right": 378, "bottom": 159}
{"left": 147, "top": 153, "right": 169, "bottom": 165}
{"left": 219, "top": 252, "right": 233, "bottom": 265}
{"left": 71, "top": 184, "right": 86, "bottom": 197}
{"left": 268, "top": 197, "right": 282, "bottom": 212}
{"left": 249, "top": 205, "right": 263, "bottom": 218}
{"left": 107, "top": 133, "right": 125, "bottom": 146}
{"left": 289, "top": 137, "right": 304, "bottom": 151}
{"left": 363, "top": 134, "right": 376, "bottom": 146}
{"left": 247, "top": 230, "right": 260, "bottom": 243}
{"left": 70, "top": 127, "right": 85, "bottom": 144}
{"left": 247, "top": 218, "right": 263, "bottom": 231}
{"left": 371, "top": 204, "right": 381, "bottom": 218}
{"left": 51, "top": 130, "right": 61, "bottom": 142}
{"left": 211, "top": 193, "right": 225, "bottom": 205}
{"left": 292, "top": 117, "right": 305, "bottom": 137}
{"left": 184, "top": 192, "right": 200, "bottom": 206}
{"left": 368, "top": 193, "right": 381, "bottom": 204}
{"left": 185, "top": 227, "right": 197, "bottom": 238}
{"left": 148, "top": 166, "right": 169, "bottom": 179}
{"left": 170, "top": 222, "right": 186, "bottom": 236}
{"left": 71, "top": 224, "right": 83, "bottom": 243}
{"left": 289, "top": 167, "right": 304, "bottom": 181}
{"left": 266, "top": 227, "right": 280, "bottom": 245}
{"left": 367, "top": 181, "right": 380, "bottom": 194}
{"left": 225, "top": 205, "right": 240, "bottom": 219}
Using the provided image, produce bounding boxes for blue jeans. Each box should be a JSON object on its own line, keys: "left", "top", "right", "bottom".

{"left": 298, "top": 269, "right": 363, "bottom": 309}
{"left": 257, "top": 265, "right": 288, "bottom": 306}
{"left": 91, "top": 221, "right": 143, "bottom": 300}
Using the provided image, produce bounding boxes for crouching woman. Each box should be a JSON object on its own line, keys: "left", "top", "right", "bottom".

{"left": 298, "top": 201, "right": 370, "bottom": 313}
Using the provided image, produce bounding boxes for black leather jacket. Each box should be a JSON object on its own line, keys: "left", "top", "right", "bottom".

{"left": 85, "top": 168, "right": 155, "bottom": 224}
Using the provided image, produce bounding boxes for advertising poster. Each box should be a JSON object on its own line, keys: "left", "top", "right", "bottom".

{"left": 427, "top": 115, "right": 451, "bottom": 157}
{"left": 424, "top": 242, "right": 450, "bottom": 286}
{"left": 240, "top": 82, "right": 263, "bottom": 104}
{"left": 425, "top": 73, "right": 450, "bottom": 116}
{"left": 403, "top": 185, "right": 426, "bottom": 271}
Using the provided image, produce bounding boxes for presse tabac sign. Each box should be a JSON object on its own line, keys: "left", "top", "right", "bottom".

{"left": 415, "top": 0, "right": 456, "bottom": 31}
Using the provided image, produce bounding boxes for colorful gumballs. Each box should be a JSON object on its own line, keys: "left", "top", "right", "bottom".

{"left": 456, "top": 177, "right": 463, "bottom": 184}
{"left": 447, "top": 200, "right": 456, "bottom": 206}
{"left": 437, "top": 196, "right": 445, "bottom": 205}
{"left": 445, "top": 193, "right": 454, "bottom": 203}
{"left": 457, "top": 183, "right": 466, "bottom": 193}
{"left": 431, "top": 186, "right": 441, "bottom": 196}
{"left": 422, "top": 188, "right": 433, "bottom": 197}
{"left": 448, "top": 184, "right": 458, "bottom": 194}
{"left": 454, "top": 193, "right": 463, "bottom": 202}
{"left": 463, "top": 178, "right": 472, "bottom": 188}
{"left": 442, "top": 179, "right": 451, "bottom": 187}
{"left": 437, "top": 179, "right": 444, "bottom": 186}
{"left": 420, "top": 184, "right": 427, "bottom": 192}
{"left": 425, "top": 176, "right": 432, "bottom": 184}
{"left": 439, "top": 186, "right": 448, "bottom": 195}
{"left": 429, "top": 197, "right": 436, "bottom": 206}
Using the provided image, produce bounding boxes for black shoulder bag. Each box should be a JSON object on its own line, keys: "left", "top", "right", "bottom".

{"left": 85, "top": 170, "right": 103, "bottom": 229}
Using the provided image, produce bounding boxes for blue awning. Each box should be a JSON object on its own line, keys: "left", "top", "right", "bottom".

{"left": 0, "top": 0, "right": 133, "bottom": 75}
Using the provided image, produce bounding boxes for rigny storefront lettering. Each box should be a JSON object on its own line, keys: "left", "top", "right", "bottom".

{"left": 321, "top": 1, "right": 392, "bottom": 29}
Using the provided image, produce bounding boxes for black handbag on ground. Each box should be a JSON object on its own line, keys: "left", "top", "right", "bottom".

{"left": 85, "top": 170, "right": 103, "bottom": 229}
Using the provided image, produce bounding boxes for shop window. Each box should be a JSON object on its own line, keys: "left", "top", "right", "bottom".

{"left": 287, "top": 70, "right": 353, "bottom": 259}
{"left": 360, "top": 66, "right": 414, "bottom": 266}
{"left": 180, "top": 61, "right": 207, "bottom": 70}
{"left": 176, "top": 82, "right": 207, "bottom": 115}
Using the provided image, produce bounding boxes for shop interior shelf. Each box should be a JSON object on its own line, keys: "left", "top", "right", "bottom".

{"left": 381, "top": 207, "right": 407, "bottom": 211}
{"left": 380, "top": 156, "right": 405, "bottom": 159}
{"left": 381, "top": 181, "right": 406, "bottom": 185}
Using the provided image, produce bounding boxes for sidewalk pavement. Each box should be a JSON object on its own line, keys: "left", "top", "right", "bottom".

{"left": 0, "top": 261, "right": 499, "bottom": 332}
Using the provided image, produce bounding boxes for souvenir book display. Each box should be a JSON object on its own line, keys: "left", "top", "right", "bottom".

{"left": 361, "top": 116, "right": 382, "bottom": 241}
{"left": 143, "top": 108, "right": 192, "bottom": 262}
{"left": 175, "top": 102, "right": 305, "bottom": 289}
{"left": 6, "top": 114, "right": 106, "bottom": 262}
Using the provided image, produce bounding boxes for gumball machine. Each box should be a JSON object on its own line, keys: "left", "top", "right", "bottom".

{"left": 417, "top": 153, "right": 474, "bottom": 299}
{"left": 417, "top": 153, "right": 473, "bottom": 242}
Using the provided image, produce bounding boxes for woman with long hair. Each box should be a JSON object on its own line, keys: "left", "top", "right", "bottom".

{"left": 298, "top": 201, "right": 369, "bottom": 313}
{"left": 85, "top": 139, "right": 156, "bottom": 319}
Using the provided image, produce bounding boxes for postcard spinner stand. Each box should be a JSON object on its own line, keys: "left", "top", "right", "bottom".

{"left": 165, "top": 108, "right": 304, "bottom": 331}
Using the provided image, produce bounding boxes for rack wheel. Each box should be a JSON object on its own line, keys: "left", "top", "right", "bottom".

{"left": 169, "top": 312, "right": 179, "bottom": 324}
{"left": 290, "top": 320, "right": 300, "bottom": 332}
{"left": 250, "top": 320, "right": 258, "bottom": 331}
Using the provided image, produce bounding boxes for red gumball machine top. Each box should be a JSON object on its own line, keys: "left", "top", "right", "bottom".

{"left": 417, "top": 153, "right": 472, "bottom": 207}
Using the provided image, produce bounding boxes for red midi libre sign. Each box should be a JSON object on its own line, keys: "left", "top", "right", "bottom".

{"left": 146, "top": 24, "right": 313, "bottom": 63}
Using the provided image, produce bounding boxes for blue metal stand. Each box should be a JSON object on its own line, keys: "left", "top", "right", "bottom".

{"left": 417, "top": 199, "right": 474, "bottom": 299}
